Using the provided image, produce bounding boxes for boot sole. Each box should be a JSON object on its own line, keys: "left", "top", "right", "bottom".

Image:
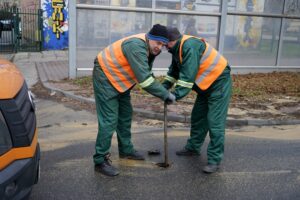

{"left": 95, "top": 169, "right": 120, "bottom": 176}
{"left": 119, "top": 156, "right": 145, "bottom": 160}
{"left": 94, "top": 166, "right": 120, "bottom": 176}
{"left": 202, "top": 166, "right": 219, "bottom": 174}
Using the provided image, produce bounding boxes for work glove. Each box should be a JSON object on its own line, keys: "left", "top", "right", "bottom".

{"left": 162, "top": 81, "right": 173, "bottom": 90}
{"left": 165, "top": 92, "right": 176, "bottom": 105}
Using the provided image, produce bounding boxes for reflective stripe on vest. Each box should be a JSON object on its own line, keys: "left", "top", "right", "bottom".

{"left": 97, "top": 34, "right": 146, "bottom": 93}
{"left": 179, "top": 35, "right": 227, "bottom": 90}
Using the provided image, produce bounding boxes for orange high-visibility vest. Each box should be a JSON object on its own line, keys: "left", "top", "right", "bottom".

{"left": 97, "top": 34, "right": 146, "bottom": 93}
{"left": 179, "top": 35, "right": 227, "bottom": 90}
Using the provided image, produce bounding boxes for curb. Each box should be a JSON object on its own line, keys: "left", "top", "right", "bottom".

{"left": 0, "top": 54, "right": 15, "bottom": 62}
{"left": 41, "top": 82, "right": 300, "bottom": 127}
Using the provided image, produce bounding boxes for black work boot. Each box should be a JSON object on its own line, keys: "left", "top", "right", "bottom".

{"left": 202, "top": 164, "right": 219, "bottom": 174}
{"left": 119, "top": 151, "right": 145, "bottom": 160}
{"left": 95, "top": 155, "right": 119, "bottom": 177}
{"left": 176, "top": 148, "right": 200, "bottom": 156}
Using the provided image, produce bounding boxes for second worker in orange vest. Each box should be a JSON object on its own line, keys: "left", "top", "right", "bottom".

{"left": 163, "top": 27, "right": 232, "bottom": 174}
{"left": 93, "top": 24, "right": 176, "bottom": 177}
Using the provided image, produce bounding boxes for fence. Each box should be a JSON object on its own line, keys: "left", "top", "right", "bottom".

{"left": 0, "top": 8, "right": 43, "bottom": 53}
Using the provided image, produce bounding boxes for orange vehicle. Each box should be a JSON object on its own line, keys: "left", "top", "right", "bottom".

{"left": 0, "top": 58, "right": 40, "bottom": 199}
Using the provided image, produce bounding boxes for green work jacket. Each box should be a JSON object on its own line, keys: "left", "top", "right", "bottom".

{"left": 162, "top": 36, "right": 230, "bottom": 100}
{"left": 96, "top": 37, "right": 170, "bottom": 101}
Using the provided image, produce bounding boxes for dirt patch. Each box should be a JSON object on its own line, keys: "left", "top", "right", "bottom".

{"left": 32, "top": 72, "right": 300, "bottom": 123}
{"left": 56, "top": 72, "right": 300, "bottom": 102}
{"left": 32, "top": 82, "right": 97, "bottom": 114}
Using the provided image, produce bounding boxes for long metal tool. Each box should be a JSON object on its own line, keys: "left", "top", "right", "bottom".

{"left": 156, "top": 102, "right": 170, "bottom": 168}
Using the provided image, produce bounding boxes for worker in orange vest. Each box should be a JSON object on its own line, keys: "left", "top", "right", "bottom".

{"left": 93, "top": 24, "right": 176, "bottom": 176}
{"left": 163, "top": 27, "right": 232, "bottom": 173}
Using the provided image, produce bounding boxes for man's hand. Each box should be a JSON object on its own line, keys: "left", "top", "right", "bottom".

{"left": 165, "top": 92, "right": 176, "bottom": 105}
{"left": 162, "top": 82, "right": 173, "bottom": 90}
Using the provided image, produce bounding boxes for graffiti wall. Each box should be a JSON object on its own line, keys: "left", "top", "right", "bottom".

{"left": 41, "top": 0, "right": 68, "bottom": 50}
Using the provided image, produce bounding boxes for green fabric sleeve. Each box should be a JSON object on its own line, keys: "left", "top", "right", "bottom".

{"left": 173, "top": 38, "right": 206, "bottom": 100}
{"left": 122, "top": 38, "right": 169, "bottom": 100}
{"left": 162, "top": 57, "right": 179, "bottom": 90}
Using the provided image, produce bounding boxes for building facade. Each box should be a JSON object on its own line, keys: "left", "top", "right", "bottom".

{"left": 70, "top": 0, "right": 300, "bottom": 77}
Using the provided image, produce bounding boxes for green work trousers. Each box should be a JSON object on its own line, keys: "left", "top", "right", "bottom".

{"left": 93, "top": 61, "right": 135, "bottom": 165}
{"left": 185, "top": 66, "right": 232, "bottom": 165}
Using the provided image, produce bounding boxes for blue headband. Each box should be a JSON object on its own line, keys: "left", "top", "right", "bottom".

{"left": 147, "top": 33, "right": 169, "bottom": 43}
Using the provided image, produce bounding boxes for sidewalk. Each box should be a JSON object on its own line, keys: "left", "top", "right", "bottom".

{"left": 4, "top": 51, "right": 300, "bottom": 127}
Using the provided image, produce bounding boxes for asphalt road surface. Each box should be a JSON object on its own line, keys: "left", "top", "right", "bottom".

{"left": 30, "top": 98, "right": 300, "bottom": 200}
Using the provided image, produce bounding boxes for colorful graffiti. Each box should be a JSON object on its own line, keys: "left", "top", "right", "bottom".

{"left": 41, "top": 0, "right": 68, "bottom": 50}
{"left": 52, "top": 0, "right": 64, "bottom": 39}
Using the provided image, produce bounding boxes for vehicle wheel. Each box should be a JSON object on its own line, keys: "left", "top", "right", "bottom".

{"left": 34, "top": 162, "right": 40, "bottom": 184}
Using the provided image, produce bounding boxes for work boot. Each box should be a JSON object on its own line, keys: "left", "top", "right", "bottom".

{"left": 119, "top": 151, "right": 145, "bottom": 160}
{"left": 95, "top": 155, "right": 119, "bottom": 176}
{"left": 202, "top": 164, "right": 219, "bottom": 174}
{"left": 176, "top": 148, "right": 200, "bottom": 156}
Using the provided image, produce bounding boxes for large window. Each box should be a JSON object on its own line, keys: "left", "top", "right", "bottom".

{"left": 285, "top": 0, "right": 300, "bottom": 15}
{"left": 224, "top": 16, "right": 281, "bottom": 66}
{"left": 228, "top": 0, "right": 284, "bottom": 14}
{"left": 77, "top": 8, "right": 152, "bottom": 71}
{"left": 280, "top": 19, "right": 300, "bottom": 66}
{"left": 73, "top": 0, "right": 300, "bottom": 76}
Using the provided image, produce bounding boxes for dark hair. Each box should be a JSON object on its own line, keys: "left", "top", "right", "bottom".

{"left": 167, "top": 27, "right": 182, "bottom": 41}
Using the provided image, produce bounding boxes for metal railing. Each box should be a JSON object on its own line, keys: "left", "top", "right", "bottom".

{"left": 0, "top": 8, "right": 43, "bottom": 53}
